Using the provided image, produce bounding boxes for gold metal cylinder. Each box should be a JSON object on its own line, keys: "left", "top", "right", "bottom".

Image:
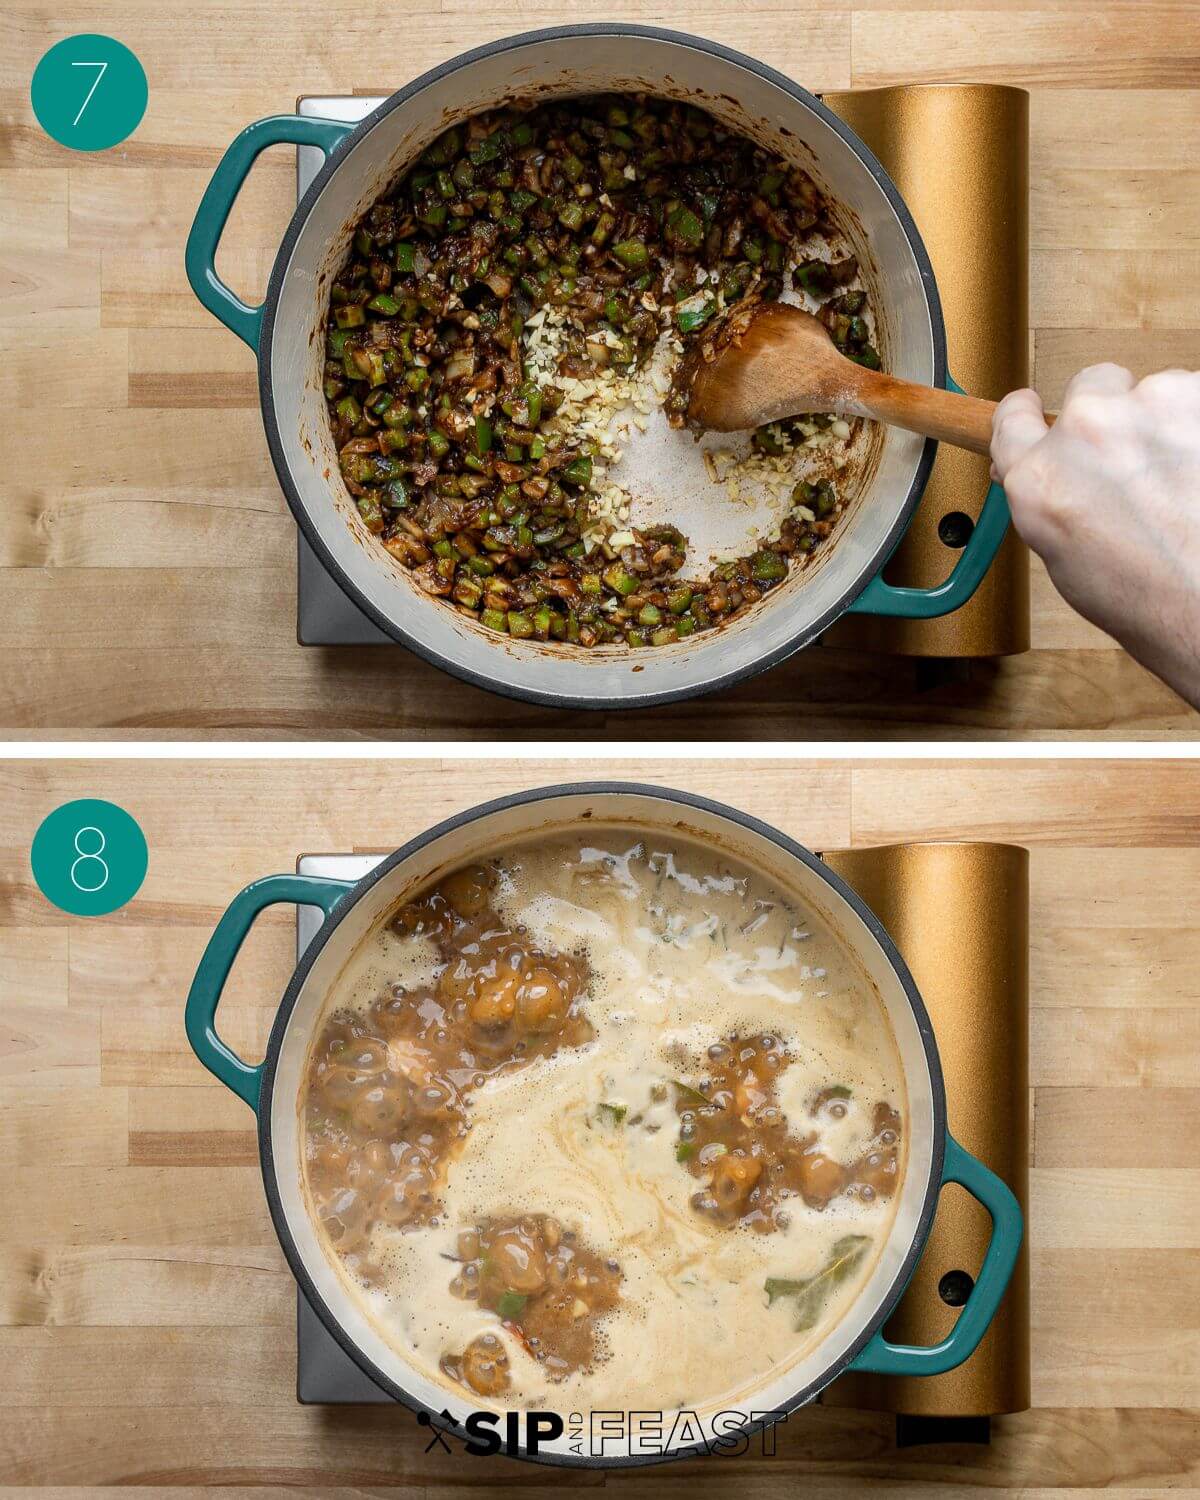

{"left": 823, "top": 85, "right": 1031, "bottom": 657}
{"left": 821, "top": 842, "right": 1030, "bottom": 1416}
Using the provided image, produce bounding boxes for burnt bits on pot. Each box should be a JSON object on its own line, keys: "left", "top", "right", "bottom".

{"left": 320, "top": 95, "right": 881, "bottom": 650}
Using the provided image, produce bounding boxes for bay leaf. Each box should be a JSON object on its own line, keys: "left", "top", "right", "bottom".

{"left": 763, "top": 1234, "right": 872, "bottom": 1331}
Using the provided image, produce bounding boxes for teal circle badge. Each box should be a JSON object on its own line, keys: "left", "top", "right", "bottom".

{"left": 31, "top": 35, "right": 148, "bottom": 152}
{"left": 31, "top": 799, "right": 148, "bottom": 917}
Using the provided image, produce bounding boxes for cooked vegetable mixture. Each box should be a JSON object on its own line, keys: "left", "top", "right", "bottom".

{"left": 321, "top": 95, "right": 881, "bottom": 649}
{"left": 302, "top": 863, "right": 593, "bottom": 1268}
{"left": 443, "top": 1214, "right": 622, "bottom": 1394}
{"left": 673, "top": 1037, "right": 902, "bottom": 1230}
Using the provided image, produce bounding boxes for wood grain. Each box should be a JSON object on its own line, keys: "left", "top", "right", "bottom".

{"left": 0, "top": 1245, "right": 294, "bottom": 1328}
{"left": 1032, "top": 1250, "right": 1200, "bottom": 1407}
{"left": 851, "top": 11, "right": 1200, "bottom": 88}
{"left": 0, "top": 756, "right": 1197, "bottom": 1489}
{"left": 0, "top": 3, "right": 1197, "bottom": 736}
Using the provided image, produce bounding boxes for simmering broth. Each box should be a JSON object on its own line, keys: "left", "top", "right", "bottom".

{"left": 300, "top": 827, "right": 907, "bottom": 1411}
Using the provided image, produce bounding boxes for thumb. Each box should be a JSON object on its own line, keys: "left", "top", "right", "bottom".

{"left": 990, "top": 389, "right": 1048, "bottom": 483}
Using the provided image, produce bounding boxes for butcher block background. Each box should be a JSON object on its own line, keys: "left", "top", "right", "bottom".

{"left": 1, "top": 755, "right": 1198, "bottom": 1488}
{"left": 2, "top": 0, "right": 1200, "bottom": 738}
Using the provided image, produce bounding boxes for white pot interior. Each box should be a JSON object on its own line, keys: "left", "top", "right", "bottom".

{"left": 266, "top": 30, "right": 936, "bottom": 705}
{"left": 266, "top": 790, "right": 939, "bottom": 1460}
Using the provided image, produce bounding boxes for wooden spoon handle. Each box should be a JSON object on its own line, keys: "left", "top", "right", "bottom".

{"left": 855, "top": 372, "right": 998, "bottom": 456}
{"left": 852, "top": 371, "right": 1058, "bottom": 456}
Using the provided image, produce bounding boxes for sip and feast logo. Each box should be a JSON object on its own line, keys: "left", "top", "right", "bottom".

{"left": 417, "top": 1406, "right": 787, "bottom": 1459}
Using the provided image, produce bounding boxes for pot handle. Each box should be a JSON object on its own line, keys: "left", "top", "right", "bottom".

{"left": 185, "top": 115, "right": 354, "bottom": 351}
{"left": 847, "top": 1133, "right": 1022, "bottom": 1377}
{"left": 845, "top": 375, "right": 1011, "bottom": 620}
{"left": 185, "top": 874, "right": 354, "bottom": 1112}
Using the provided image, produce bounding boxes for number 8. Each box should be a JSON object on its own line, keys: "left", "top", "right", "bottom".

{"left": 71, "top": 825, "right": 110, "bottom": 893}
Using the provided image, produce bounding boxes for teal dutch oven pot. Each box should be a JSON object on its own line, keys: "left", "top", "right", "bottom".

{"left": 185, "top": 24, "right": 1011, "bottom": 712}
{"left": 185, "top": 784, "right": 1022, "bottom": 1464}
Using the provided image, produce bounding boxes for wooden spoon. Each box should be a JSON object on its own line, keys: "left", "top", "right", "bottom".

{"left": 684, "top": 301, "right": 1034, "bottom": 455}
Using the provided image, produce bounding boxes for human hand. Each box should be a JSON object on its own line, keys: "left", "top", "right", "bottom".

{"left": 991, "top": 364, "right": 1200, "bottom": 709}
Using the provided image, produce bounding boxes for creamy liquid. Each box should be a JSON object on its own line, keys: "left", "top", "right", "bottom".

{"left": 301, "top": 828, "right": 907, "bottom": 1412}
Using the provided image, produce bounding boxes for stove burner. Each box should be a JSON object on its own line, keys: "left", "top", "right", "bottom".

{"left": 296, "top": 1286, "right": 392, "bottom": 1404}
{"left": 297, "top": 530, "right": 390, "bottom": 646}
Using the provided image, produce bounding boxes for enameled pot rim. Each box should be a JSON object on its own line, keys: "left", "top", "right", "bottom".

{"left": 256, "top": 23, "right": 946, "bottom": 710}
{"left": 255, "top": 782, "right": 948, "bottom": 1466}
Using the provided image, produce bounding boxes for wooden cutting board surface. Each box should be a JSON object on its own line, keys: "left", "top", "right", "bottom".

{"left": 1, "top": 756, "right": 1197, "bottom": 1489}
{"left": 2, "top": 0, "right": 1199, "bottom": 738}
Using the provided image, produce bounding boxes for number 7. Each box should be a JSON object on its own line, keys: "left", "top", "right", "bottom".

{"left": 70, "top": 60, "right": 108, "bottom": 126}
